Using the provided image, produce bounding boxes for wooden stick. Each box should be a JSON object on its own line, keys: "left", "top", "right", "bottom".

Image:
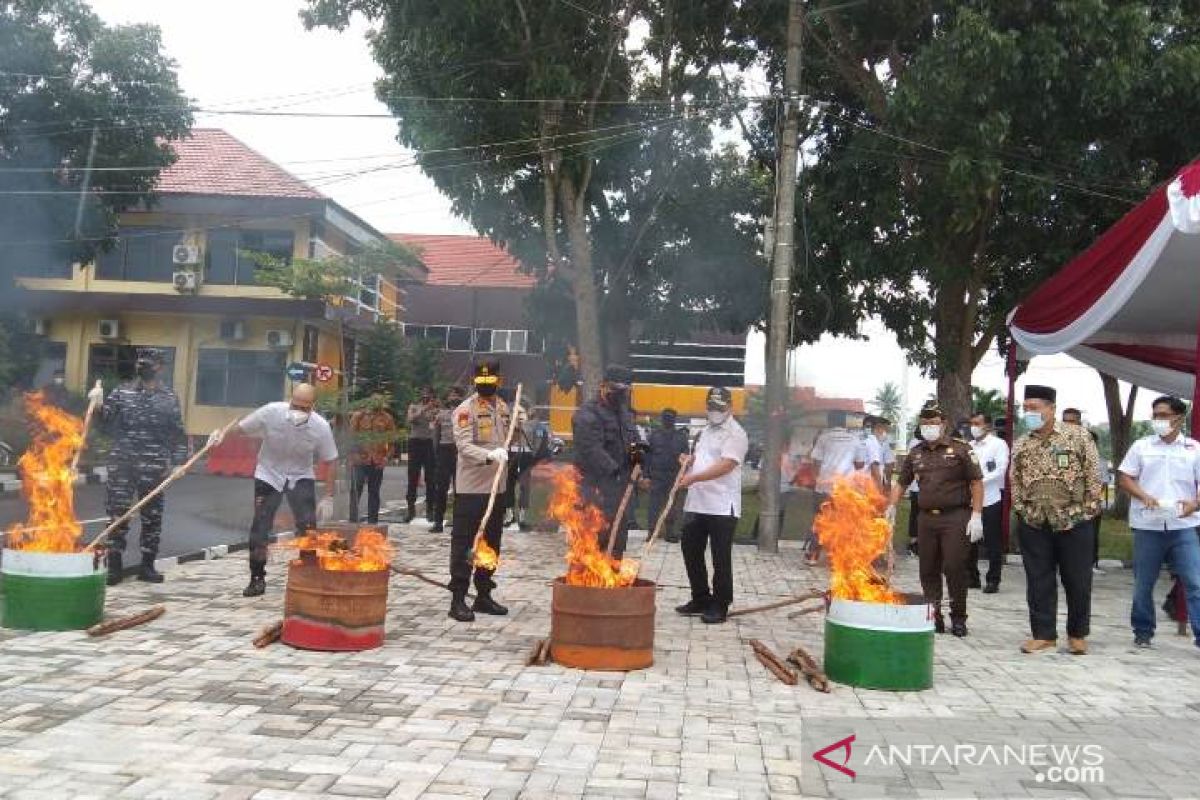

{"left": 253, "top": 620, "right": 283, "bottom": 649}
{"left": 749, "top": 639, "right": 798, "bottom": 685}
{"left": 471, "top": 383, "right": 523, "bottom": 563}
{"left": 785, "top": 604, "right": 825, "bottom": 621}
{"left": 726, "top": 590, "right": 825, "bottom": 619}
{"left": 389, "top": 563, "right": 453, "bottom": 593}
{"left": 604, "top": 464, "right": 641, "bottom": 558}
{"left": 786, "top": 646, "right": 832, "bottom": 693}
{"left": 86, "top": 605, "right": 164, "bottom": 637}
{"left": 70, "top": 381, "right": 103, "bottom": 476}
{"left": 635, "top": 460, "right": 690, "bottom": 577}
{"left": 85, "top": 418, "right": 241, "bottom": 551}
{"left": 525, "top": 638, "right": 549, "bottom": 667}
{"left": 538, "top": 639, "right": 552, "bottom": 665}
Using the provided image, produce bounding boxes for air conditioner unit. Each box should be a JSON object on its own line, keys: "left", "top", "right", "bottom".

{"left": 172, "top": 244, "right": 200, "bottom": 266}
{"left": 172, "top": 270, "right": 199, "bottom": 292}
{"left": 219, "top": 320, "right": 246, "bottom": 341}
{"left": 31, "top": 318, "right": 50, "bottom": 336}
{"left": 98, "top": 319, "right": 121, "bottom": 339}
{"left": 265, "top": 329, "right": 293, "bottom": 348}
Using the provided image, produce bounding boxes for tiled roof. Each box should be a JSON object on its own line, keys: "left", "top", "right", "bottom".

{"left": 156, "top": 129, "right": 324, "bottom": 200}
{"left": 389, "top": 233, "right": 537, "bottom": 288}
{"left": 745, "top": 385, "right": 865, "bottom": 412}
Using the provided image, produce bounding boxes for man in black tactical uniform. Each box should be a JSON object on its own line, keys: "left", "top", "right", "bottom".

{"left": 93, "top": 348, "right": 187, "bottom": 586}
{"left": 572, "top": 364, "right": 644, "bottom": 558}
{"left": 645, "top": 408, "right": 690, "bottom": 542}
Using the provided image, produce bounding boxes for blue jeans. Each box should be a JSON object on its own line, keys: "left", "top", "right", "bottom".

{"left": 1131, "top": 527, "right": 1200, "bottom": 643}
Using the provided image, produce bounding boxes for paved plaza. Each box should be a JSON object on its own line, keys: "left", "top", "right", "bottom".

{"left": 1, "top": 525, "right": 1198, "bottom": 800}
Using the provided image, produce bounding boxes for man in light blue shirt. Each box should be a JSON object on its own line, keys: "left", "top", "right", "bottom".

{"left": 1117, "top": 395, "right": 1200, "bottom": 649}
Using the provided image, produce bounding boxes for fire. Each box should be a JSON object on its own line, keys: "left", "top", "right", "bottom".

{"left": 471, "top": 535, "right": 500, "bottom": 571}
{"left": 813, "top": 473, "right": 900, "bottom": 603}
{"left": 286, "top": 528, "right": 393, "bottom": 572}
{"left": 6, "top": 393, "right": 84, "bottom": 552}
{"left": 548, "top": 468, "right": 638, "bottom": 588}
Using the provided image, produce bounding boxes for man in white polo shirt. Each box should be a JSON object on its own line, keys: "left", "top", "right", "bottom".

{"left": 1117, "top": 395, "right": 1200, "bottom": 649}
{"left": 674, "top": 387, "right": 749, "bottom": 625}
{"left": 968, "top": 411, "right": 1010, "bottom": 593}
{"left": 234, "top": 383, "right": 339, "bottom": 598}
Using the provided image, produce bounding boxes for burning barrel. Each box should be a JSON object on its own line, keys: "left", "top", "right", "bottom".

{"left": 1, "top": 549, "right": 105, "bottom": 631}
{"left": 280, "top": 525, "right": 391, "bottom": 651}
{"left": 823, "top": 595, "right": 934, "bottom": 691}
{"left": 550, "top": 578, "right": 656, "bottom": 671}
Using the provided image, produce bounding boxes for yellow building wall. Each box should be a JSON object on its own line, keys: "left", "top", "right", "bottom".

{"left": 48, "top": 311, "right": 343, "bottom": 436}
{"left": 548, "top": 383, "right": 747, "bottom": 438}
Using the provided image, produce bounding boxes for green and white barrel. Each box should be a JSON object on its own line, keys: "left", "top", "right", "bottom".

{"left": 0, "top": 549, "right": 106, "bottom": 631}
{"left": 824, "top": 595, "right": 934, "bottom": 691}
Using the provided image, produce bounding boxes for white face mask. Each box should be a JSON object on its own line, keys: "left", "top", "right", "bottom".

{"left": 288, "top": 409, "right": 311, "bottom": 427}
{"left": 970, "top": 425, "right": 985, "bottom": 440}
{"left": 1152, "top": 419, "right": 1174, "bottom": 438}
{"left": 919, "top": 425, "right": 942, "bottom": 442}
{"left": 1023, "top": 411, "right": 1046, "bottom": 431}
{"left": 707, "top": 410, "right": 729, "bottom": 426}
{"left": 53, "top": 377, "right": 64, "bottom": 386}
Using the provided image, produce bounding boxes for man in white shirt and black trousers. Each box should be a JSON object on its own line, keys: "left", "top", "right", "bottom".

{"left": 233, "top": 383, "right": 339, "bottom": 598}
{"left": 674, "top": 387, "right": 749, "bottom": 625}
{"left": 968, "top": 411, "right": 1010, "bottom": 593}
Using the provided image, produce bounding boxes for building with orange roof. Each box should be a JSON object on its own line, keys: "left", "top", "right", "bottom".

{"left": 15, "top": 129, "right": 422, "bottom": 436}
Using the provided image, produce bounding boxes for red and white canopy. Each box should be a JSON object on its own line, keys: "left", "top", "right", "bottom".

{"left": 1009, "top": 162, "right": 1200, "bottom": 410}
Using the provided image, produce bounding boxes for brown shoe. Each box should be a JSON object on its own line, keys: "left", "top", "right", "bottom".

{"left": 1020, "top": 638, "right": 1056, "bottom": 653}
{"left": 1068, "top": 637, "right": 1088, "bottom": 655}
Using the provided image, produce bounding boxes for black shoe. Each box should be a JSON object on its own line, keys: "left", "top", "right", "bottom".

{"left": 242, "top": 576, "right": 265, "bottom": 597}
{"left": 675, "top": 599, "right": 708, "bottom": 616}
{"left": 702, "top": 605, "right": 728, "bottom": 624}
{"left": 968, "top": 576, "right": 982, "bottom": 590}
{"left": 951, "top": 621, "right": 968, "bottom": 638}
{"left": 430, "top": 522, "right": 444, "bottom": 533}
{"left": 983, "top": 582, "right": 999, "bottom": 594}
{"left": 1134, "top": 634, "right": 1153, "bottom": 648}
{"left": 105, "top": 551, "right": 123, "bottom": 586}
{"left": 472, "top": 593, "right": 509, "bottom": 616}
{"left": 404, "top": 504, "right": 415, "bottom": 524}
{"left": 664, "top": 533, "right": 680, "bottom": 544}
{"left": 449, "top": 595, "right": 475, "bottom": 622}
{"left": 934, "top": 615, "right": 946, "bottom": 634}
{"left": 137, "top": 554, "right": 164, "bottom": 584}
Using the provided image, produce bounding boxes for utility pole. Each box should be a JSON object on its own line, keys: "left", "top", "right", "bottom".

{"left": 758, "top": 0, "right": 804, "bottom": 553}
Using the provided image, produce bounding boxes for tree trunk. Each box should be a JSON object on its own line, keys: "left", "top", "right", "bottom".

{"left": 933, "top": 284, "right": 976, "bottom": 425}
{"left": 1101, "top": 371, "right": 1136, "bottom": 519}
{"left": 559, "top": 177, "right": 604, "bottom": 399}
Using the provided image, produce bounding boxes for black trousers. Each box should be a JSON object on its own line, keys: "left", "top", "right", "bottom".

{"left": 968, "top": 501, "right": 1004, "bottom": 586}
{"left": 349, "top": 464, "right": 384, "bottom": 524}
{"left": 917, "top": 508, "right": 970, "bottom": 623}
{"left": 681, "top": 513, "right": 737, "bottom": 610}
{"left": 249, "top": 478, "right": 315, "bottom": 577}
{"left": 449, "top": 492, "right": 504, "bottom": 595}
{"left": 429, "top": 444, "right": 456, "bottom": 525}
{"left": 585, "top": 476, "right": 630, "bottom": 559}
{"left": 1018, "top": 519, "right": 1094, "bottom": 640}
{"left": 406, "top": 438, "right": 434, "bottom": 507}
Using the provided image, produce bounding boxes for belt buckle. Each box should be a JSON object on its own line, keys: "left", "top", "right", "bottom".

{"left": 929, "top": 508, "right": 941, "bottom": 515}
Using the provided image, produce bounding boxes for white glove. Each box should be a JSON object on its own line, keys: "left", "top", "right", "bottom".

{"left": 317, "top": 496, "right": 334, "bottom": 523}
{"left": 488, "top": 448, "right": 509, "bottom": 464}
{"left": 87, "top": 380, "right": 104, "bottom": 405}
{"left": 967, "top": 513, "right": 984, "bottom": 543}
{"left": 884, "top": 505, "right": 897, "bottom": 525}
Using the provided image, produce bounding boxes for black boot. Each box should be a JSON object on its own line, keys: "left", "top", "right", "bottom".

{"left": 472, "top": 591, "right": 509, "bottom": 616}
{"left": 404, "top": 503, "right": 416, "bottom": 524}
{"left": 106, "top": 550, "right": 123, "bottom": 586}
{"left": 449, "top": 593, "right": 475, "bottom": 622}
{"left": 242, "top": 576, "right": 266, "bottom": 597}
{"left": 137, "top": 553, "right": 164, "bottom": 583}
{"left": 430, "top": 520, "right": 444, "bottom": 533}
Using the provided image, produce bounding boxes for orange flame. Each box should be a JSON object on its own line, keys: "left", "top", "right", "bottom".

{"left": 6, "top": 393, "right": 84, "bottom": 552}
{"left": 813, "top": 473, "right": 900, "bottom": 603}
{"left": 547, "top": 467, "right": 638, "bottom": 588}
{"left": 471, "top": 534, "right": 500, "bottom": 571}
{"left": 286, "top": 528, "right": 393, "bottom": 572}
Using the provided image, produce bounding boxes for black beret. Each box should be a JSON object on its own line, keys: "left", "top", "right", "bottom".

{"left": 1023, "top": 384, "right": 1057, "bottom": 403}
{"left": 604, "top": 364, "right": 634, "bottom": 385}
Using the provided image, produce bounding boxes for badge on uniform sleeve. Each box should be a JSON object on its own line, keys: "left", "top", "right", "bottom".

{"left": 456, "top": 410, "right": 470, "bottom": 428}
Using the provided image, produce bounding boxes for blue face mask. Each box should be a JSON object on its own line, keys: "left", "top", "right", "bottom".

{"left": 1023, "top": 411, "right": 1046, "bottom": 431}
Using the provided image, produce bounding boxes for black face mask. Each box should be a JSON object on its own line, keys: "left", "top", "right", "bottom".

{"left": 662, "top": 416, "right": 676, "bottom": 430}
{"left": 136, "top": 363, "right": 157, "bottom": 381}
{"left": 476, "top": 384, "right": 497, "bottom": 398}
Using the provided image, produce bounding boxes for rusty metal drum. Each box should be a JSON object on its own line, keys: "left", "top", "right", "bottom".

{"left": 280, "top": 550, "right": 390, "bottom": 651}
{"left": 549, "top": 578, "right": 656, "bottom": 671}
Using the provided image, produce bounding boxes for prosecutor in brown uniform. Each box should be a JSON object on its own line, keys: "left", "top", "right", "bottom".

{"left": 889, "top": 404, "right": 983, "bottom": 637}
{"left": 447, "top": 361, "right": 512, "bottom": 623}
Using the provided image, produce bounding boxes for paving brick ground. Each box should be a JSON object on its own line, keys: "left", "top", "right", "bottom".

{"left": 1, "top": 524, "right": 1198, "bottom": 800}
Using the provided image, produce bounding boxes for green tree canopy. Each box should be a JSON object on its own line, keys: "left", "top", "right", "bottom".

{"left": 0, "top": 0, "right": 192, "bottom": 292}
{"left": 970, "top": 387, "right": 1006, "bottom": 422}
